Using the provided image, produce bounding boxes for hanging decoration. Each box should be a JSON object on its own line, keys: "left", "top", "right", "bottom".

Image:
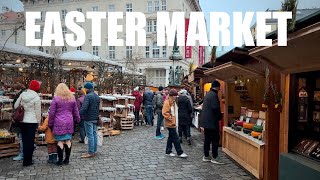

{"left": 262, "top": 68, "right": 270, "bottom": 109}
{"left": 271, "top": 82, "right": 283, "bottom": 112}
{"left": 204, "top": 83, "right": 211, "bottom": 92}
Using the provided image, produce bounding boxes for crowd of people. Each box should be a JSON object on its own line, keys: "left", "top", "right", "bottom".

{"left": 8, "top": 78, "right": 224, "bottom": 167}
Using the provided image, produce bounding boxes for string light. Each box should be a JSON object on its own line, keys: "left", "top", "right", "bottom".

{"left": 16, "top": 59, "right": 21, "bottom": 63}
{"left": 68, "top": 63, "right": 72, "bottom": 66}
{"left": 18, "top": 68, "right": 23, "bottom": 72}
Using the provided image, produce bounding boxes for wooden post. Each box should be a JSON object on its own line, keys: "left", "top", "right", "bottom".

{"left": 279, "top": 74, "right": 290, "bottom": 153}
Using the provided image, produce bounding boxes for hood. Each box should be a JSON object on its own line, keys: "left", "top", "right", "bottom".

{"left": 155, "top": 91, "right": 162, "bottom": 95}
{"left": 132, "top": 91, "right": 140, "bottom": 96}
{"left": 22, "top": 90, "right": 39, "bottom": 103}
{"left": 179, "top": 89, "right": 188, "bottom": 95}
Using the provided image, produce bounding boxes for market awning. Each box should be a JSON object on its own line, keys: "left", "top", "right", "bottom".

{"left": 204, "top": 62, "right": 264, "bottom": 81}
{"left": 249, "top": 20, "right": 320, "bottom": 74}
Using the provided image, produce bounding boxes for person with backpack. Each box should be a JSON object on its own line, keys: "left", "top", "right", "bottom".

{"left": 154, "top": 86, "right": 165, "bottom": 139}
{"left": 143, "top": 87, "right": 154, "bottom": 126}
{"left": 177, "top": 89, "right": 193, "bottom": 145}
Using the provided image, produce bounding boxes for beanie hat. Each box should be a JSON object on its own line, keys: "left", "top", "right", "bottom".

{"left": 84, "top": 82, "right": 93, "bottom": 90}
{"left": 169, "top": 89, "right": 178, "bottom": 96}
{"left": 134, "top": 86, "right": 139, "bottom": 91}
{"left": 29, "top": 80, "right": 40, "bottom": 91}
{"left": 70, "top": 87, "right": 76, "bottom": 93}
{"left": 158, "top": 86, "right": 164, "bottom": 91}
{"left": 211, "top": 80, "right": 221, "bottom": 88}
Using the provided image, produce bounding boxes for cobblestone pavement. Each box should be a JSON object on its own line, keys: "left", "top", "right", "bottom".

{"left": 0, "top": 124, "right": 256, "bottom": 180}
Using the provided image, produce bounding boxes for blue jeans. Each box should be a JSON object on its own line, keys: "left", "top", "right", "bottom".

{"left": 84, "top": 121, "right": 97, "bottom": 155}
{"left": 166, "top": 128, "right": 183, "bottom": 155}
{"left": 79, "top": 120, "right": 86, "bottom": 141}
{"left": 17, "top": 132, "right": 23, "bottom": 156}
{"left": 145, "top": 106, "right": 153, "bottom": 125}
{"left": 156, "top": 112, "right": 164, "bottom": 136}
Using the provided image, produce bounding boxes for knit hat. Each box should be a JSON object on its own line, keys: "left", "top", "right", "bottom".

{"left": 169, "top": 89, "right": 178, "bottom": 96}
{"left": 211, "top": 80, "right": 221, "bottom": 88}
{"left": 70, "top": 87, "right": 76, "bottom": 93}
{"left": 29, "top": 80, "right": 40, "bottom": 91}
{"left": 179, "top": 89, "right": 187, "bottom": 95}
{"left": 158, "top": 86, "right": 164, "bottom": 91}
{"left": 134, "top": 86, "right": 139, "bottom": 91}
{"left": 84, "top": 82, "right": 93, "bottom": 90}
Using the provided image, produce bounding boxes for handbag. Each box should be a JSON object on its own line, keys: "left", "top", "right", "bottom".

{"left": 12, "top": 104, "right": 24, "bottom": 123}
{"left": 97, "top": 115, "right": 103, "bottom": 126}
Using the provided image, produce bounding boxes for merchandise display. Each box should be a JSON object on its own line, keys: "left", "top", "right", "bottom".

{"left": 243, "top": 123, "right": 254, "bottom": 129}
{"left": 252, "top": 125, "right": 263, "bottom": 133}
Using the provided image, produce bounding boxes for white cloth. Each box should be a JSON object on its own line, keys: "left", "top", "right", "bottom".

{"left": 14, "top": 89, "right": 41, "bottom": 124}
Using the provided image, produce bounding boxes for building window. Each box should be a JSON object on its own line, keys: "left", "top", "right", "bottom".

{"left": 155, "top": 1, "right": 160, "bottom": 11}
{"left": 108, "top": 5, "right": 115, "bottom": 12}
{"left": 77, "top": 46, "right": 82, "bottom": 50}
{"left": 62, "top": 46, "right": 67, "bottom": 53}
{"left": 126, "top": 3, "right": 132, "bottom": 12}
{"left": 92, "top": 6, "right": 98, "bottom": 11}
{"left": 126, "top": 46, "right": 133, "bottom": 59}
{"left": 40, "top": 11, "right": 45, "bottom": 21}
{"left": 38, "top": 47, "right": 44, "bottom": 52}
{"left": 109, "top": 46, "right": 115, "bottom": 59}
{"left": 148, "top": 1, "right": 152, "bottom": 13}
{"left": 145, "top": 46, "right": 150, "bottom": 58}
{"left": 1, "top": 30, "right": 6, "bottom": 36}
{"left": 147, "top": 69, "right": 166, "bottom": 87}
{"left": 62, "top": 26, "right": 67, "bottom": 38}
{"left": 76, "top": 8, "right": 82, "bottom": 12}
{"left": 152, "top": 42, "right": 160, "bottom": 58}
{"left": 162, "top": 46, "right": 167, "bottom": 58}
{"left": 40, "top": 26, "right": 44, "bottom": 39}
{"left": 93, "top": 46, "right": 99, "bottom": 56}
{"left": 61, "top": 10, "right": 67, "bottom": 20}
{"left": 147, "top": 20, "right": 152, "bottom": 32}
{"left": 153, "top": 20, "right": 157, "bottom": 32}
{"left": 161, "top": 0, "right": 167, "bottom": 11}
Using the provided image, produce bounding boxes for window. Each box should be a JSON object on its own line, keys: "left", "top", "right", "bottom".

{"left": 109, "top": 46, "right": 115, "bottom": 59}
{"left": 126, "top": 46, "right": 132, "bottom": 59}
{"left": 108, "top": 5, "right": 115, "bottom": 12}
{"left": 77, "top": 46, "right": 82, "bottom": 50}
{"left": 147, "top": 20, "right": 152, "bottom": 32}
{"left": 152, "top": 42, "right": 160, "bottom": 58}
{"left": 40, "top": 11, "right": 45, "bottom": 21}
{"left": 92, "top": 6, "right": 98, "bottom": 11}
{"left": 153, "top": 20, "right": 157, "bottom": 32}
{"left": 61, "top": 10, "right": 67, "bottom": 20}
{"left": 76, "top": 8, "right": 82, "bottom": 12}
{"left": 40, "top": 26, "right": 44, "bottom": 39}
{"left": 1, "top": 30, "right": 6, "bottom": 36}
{"left": 126, "top": 3, "right": 132, "bottom": 12}
{"left": 154, "top": 1, "right": 160, "bottom": 11}
{"left": 147, "top": 69, "right": 166, "bottom": 87}
{"left": 161, "top": 0, "right": 167, "bottom": 11}
{"left": 148, "top": 1, "right": 152, "bottom": 12}
{"left": 162, "top": 46, "right": 167, "bottom": 58}
{"left": 38, "top": 47, "right": 44, "bottom": 52}
{"left": 62, "top": 46, "right": 67, "bottom": 53}
{"left": 145, "top": 46, "right": 150, "bottom": 58}
{"left": 62, "top": 26, "right": 67, "bottom": 38}
{"left": 93, "top": 46, "right": 99, "bottom": 56}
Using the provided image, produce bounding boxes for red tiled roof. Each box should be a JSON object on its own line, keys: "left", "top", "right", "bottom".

{"left": 0, "top": 11, "right": 24, "bottom": 22}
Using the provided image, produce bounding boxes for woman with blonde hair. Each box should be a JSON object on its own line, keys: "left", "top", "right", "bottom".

{"left": 48, "top": 83, "right": 80, "bottom": 165}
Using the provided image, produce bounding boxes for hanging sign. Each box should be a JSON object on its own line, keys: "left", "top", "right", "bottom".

{"left": 185, "top": 18, "right": 192, "bottom": 59}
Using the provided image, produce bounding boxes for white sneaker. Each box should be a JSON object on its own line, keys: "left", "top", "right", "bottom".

{"left": 211, "top": 158, "right": 225, "bottom": 165}
{"left": 179, "top": 153, "right": 188, "bottom": 158}
{"left": 166, "top": 153, "right": 175, "bottom": 157}
{"left": 202, "top": 156, "right": 211, "bottom": 162}
{"left": 161, "top": 127, "right": 164, "bottom": 131}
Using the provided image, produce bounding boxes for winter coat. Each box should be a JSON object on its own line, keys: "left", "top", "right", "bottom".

{"left": 153, "top": 91, "right": 164, "bottom": 114}
{"left": 38, "top": 116, "right": 55, "bottom": 144}
{"left": 14, "top": 89, "right": 41, "bottom": 124}
{"left": 77, "top": 95, "right": 85, "bottom": 120}
{"left": 132, "top": 91, "right": 142, "bottom": 111}
{"left": 79, "top": 90, "right": 100, "bottom": 122}
{"left": 48, "top": 96, "right": 80, "bottom": 135}
{"left": 201, "top": 89, "right": 222, "bottom": 130}
{"left": 143, "top": 90, "right": 154, "bottom": 107}
{"left": 177, "top": 95, "right": 193, "bottom": 126}
{"left": 162, "top": 98, "right": 177, "bottom": 128}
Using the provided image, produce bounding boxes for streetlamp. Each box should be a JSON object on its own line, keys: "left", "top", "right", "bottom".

{"left": 169, "top": 32, "right": 183, "bottom": 86}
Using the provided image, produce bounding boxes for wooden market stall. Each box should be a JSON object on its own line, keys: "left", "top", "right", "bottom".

{"left": 249, "top": 11, "right": 320, "bottom": 180}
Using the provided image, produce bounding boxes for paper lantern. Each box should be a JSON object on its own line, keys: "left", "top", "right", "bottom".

{"left": 204, "top": 83, "right": 211, "bottom": 92}
{"left": 86, "top": 74, "right": 93, "bottom": 81}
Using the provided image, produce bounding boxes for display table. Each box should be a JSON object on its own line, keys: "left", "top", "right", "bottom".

{"left": 223, "top": 127, "right": 265, "bottom": 179}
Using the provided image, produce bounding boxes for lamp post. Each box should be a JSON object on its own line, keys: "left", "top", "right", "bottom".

{"left": 169, "top": 32, "right": 183, "bottom": 86}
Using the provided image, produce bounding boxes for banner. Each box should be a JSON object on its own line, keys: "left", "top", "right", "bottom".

{"left": 185, "top": 18, "right": 192, "bottom": 59}
{"left": 199, "top": 46, "right": 204, "bottom": 65}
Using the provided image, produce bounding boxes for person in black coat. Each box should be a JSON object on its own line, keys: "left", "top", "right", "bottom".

{"left": 200, "top": 80, "right": 224, "bottom": 164}
{"left": 177, "top": 90, "right": 193, "bottom": 145}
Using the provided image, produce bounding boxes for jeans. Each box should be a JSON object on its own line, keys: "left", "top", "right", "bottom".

{"left": 178, "top": 125, "right": 191, "bottom": 138}
{"left": 156, "top": 112, "right": 164, "bottom": 136}
{"left": 166, "top": 128, "right": 183, "bottom": 155}
{"left": 145, "top": 106, "right": 153, "bottom": 125}
{"left": 20, "top": 123, "right": 37, "bottom": 166}
{"left": 134, "top": 110, "right": 139, "bottom": 124}
{"left": 204, "top": 128, "right": 220, "bottom": 158}
{"left": 79, "top": 120, "right": 86, "bottom": 141}
{"left": 17, "top": 132, "right": 23, "bottom": 156}
{"left": 84, "top": 121, "right": 98, "bottom": 155}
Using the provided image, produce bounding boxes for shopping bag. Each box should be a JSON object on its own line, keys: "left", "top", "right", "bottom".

{"left": 98, "top": 132, "right": 103, "bottom": 146}
{"left": 84, "top": 136, "right": 88, "bottom": 144}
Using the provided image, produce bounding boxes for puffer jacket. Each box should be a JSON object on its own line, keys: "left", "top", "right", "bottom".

{"left": 143, "top": 90, "right": 154, "bottom": 106}
{"left": 153, "top": 91, "right": 164, "bottom": 113}
{"left": 177, "top": 95, "right": 193, "bottom": 126}
{"left": 201, "top": 89, "right": 222, "bottom": 130}
{"left": 132, "top": 90, "right": 142, "bottom": 111}
{"left": 79, "top": 90, "right": 100, "bottom": 122}
{"left": 14, "top": 89, "right": 41, "bottom": 124}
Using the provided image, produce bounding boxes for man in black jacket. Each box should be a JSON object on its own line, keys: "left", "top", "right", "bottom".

{"left": 200, "top": 80, "right": 224, "bottom": 164}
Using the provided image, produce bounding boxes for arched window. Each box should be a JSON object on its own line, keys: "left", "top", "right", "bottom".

{"left": 62, "top": 46, "right": 67, "bottom": 53}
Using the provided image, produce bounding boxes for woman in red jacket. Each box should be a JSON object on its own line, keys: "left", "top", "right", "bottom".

{"left": 132, "top": 87, "right": 142, "bottom": 126}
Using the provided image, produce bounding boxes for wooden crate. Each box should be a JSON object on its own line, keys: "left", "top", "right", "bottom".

{"left": 100, "top": 99, "right": 116, "bottom": 108}
{"left": 121, "top": 117, "right": 134, "bottom": 130}
{"left": 0, "top": 141, "right": 19, "bottom": 158}
{"left": 115, "top": 107, "right": 128, "bottom": 118}
{"left": 35, "top": 134, "right": 47, "bottom": 146}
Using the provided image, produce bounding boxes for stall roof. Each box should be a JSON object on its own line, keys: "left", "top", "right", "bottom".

{"left": 0, "top": 41, "right": 53, "bottom": 58}
{"left": 204, "top": 62, "right": 264, "bottom": 81}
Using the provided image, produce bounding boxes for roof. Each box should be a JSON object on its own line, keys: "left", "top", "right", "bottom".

{"left": 0, "top": 11, "right": 24, "bottom": 23}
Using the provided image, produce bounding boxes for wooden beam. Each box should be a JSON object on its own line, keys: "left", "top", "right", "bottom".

{"left": 279, "top": 73, "right": 290, "bottom": 153}
{"left": 253, "top": 55, "right": 283, "bottom": 71}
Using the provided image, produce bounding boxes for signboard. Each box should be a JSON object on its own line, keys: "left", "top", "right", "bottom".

{"left": 185, "top": 19, "right": 192, "bottom": 59}
{"left": 199, "top": 46, "right": 204, "bottom": 65}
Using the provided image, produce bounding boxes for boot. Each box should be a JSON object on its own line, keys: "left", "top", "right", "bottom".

{"left": 52, "top": 153, "right": 58, "bottom": 164}
{"left": 63, "top": 144, "right": 71, "bottom": 165}
{"left": 179, "top": 137, "right": 183, "bottom": 144}
{"left": 47, "top": 154, "right": 53, "bottom": 164}
{"left": 56, "top": 146, "right": 63, "bottom": 166}
{"left": 187, "top": 137, "right": 191, "bottom": 145}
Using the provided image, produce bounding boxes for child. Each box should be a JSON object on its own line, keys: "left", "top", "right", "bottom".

{"left": 38, "top": 115, "right": 57, "bottom": 164}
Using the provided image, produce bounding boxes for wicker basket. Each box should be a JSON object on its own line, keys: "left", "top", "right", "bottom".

{"left": 0, "top": 136, "right": 15, "bottom": 144}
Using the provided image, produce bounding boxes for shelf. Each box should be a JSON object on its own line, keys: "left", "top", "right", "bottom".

{"left": 235, "top": 90, "right": 249, "bottom": 92}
